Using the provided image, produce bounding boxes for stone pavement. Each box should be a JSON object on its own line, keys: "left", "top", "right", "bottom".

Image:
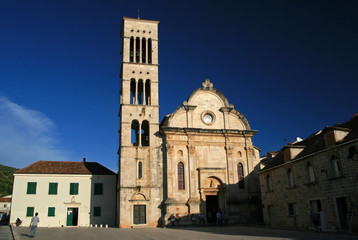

{"left": 12, "top": 225, "right": 358, "bottom": 240}
{"left": 0, "top": 225, "right": 13, "bottom": 240}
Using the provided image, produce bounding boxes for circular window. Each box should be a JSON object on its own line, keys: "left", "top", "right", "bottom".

{"left": 202, "top": 111, "right": 215, "bottom": 125}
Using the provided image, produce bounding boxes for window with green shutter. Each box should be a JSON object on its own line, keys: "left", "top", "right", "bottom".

{"left": 27, "top": 182, "right": 37, "bottom": 194}
{"left": 94, "top": 183, "right": 103, "bottom": 195}
{"left": 26, "top": 207, "right": 34, "bottom": 217}
{"left": 48, "top": 207, "right": 55, "bottom": 217}
{"left": 48, "top": 183, "right": 58, "bottom": 195}
{"left": 69, "top": 183, "right": 79, "bottom": 195}
{"left": 93, "top": 207, "right": 101, "bottom": 217}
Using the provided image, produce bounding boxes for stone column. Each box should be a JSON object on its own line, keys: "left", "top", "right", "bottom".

{"left": 183, "top": 102, "right": 197, "bottom": 128}
{"left": 135, "top": 80, "right": 138, "bottom": 105}
{"left": 133, "top": 37, "right": 137, "bottom": 63}
{"left": 138, "top": 123, "right": 142, "bottom": 146}
{"left": 143, "top": 81, "right": 146, "bottom": 105}
{"left": 139, "top": 37, "right": 142, "bottom": 63}
{"left": 187, "top": 144, "right": 200, "bottom": 213}
{"left": 166, "top": 144, "right": 174, "bottom": 198}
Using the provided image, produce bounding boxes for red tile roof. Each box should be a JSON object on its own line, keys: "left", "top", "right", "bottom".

{"left": 0, "top": 198, "right": 11, "bottom": 202}
{"left": 15, "top": 161, "right": 116, "bottom": 175}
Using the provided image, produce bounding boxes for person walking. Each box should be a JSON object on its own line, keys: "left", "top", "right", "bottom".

{"left": 30, "top": 212, "right": 40, "bottom": 238}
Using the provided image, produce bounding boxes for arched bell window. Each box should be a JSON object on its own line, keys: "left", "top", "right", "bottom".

{"left": 148, "top": 38, "right": 152, "bottom": 64}
{"left": 141, "top": 120, "right": 150, "bottom": 146}
{"left": 131, "top": 120, "right": 139, "bottom": 146}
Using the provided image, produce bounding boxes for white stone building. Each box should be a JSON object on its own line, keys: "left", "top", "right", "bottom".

{"left": 10, "top": 159, "right": 116, "bottom": 227}
{"left": 0, "top": 195, "right": 11, "bottom": 217}
{"left": 118, "top": 17, "right": 262, "bottom": 227}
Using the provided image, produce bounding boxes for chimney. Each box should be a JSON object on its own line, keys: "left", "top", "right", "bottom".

{"left": 82, "top": 158, "right": 86, "bottom": 163}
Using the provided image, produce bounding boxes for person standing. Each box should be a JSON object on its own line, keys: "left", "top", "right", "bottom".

{"left": 216, "top": 210, "right": 222, "bottom": 225}
{"left": 30, "top": 212, "right": 39, "bottom": 238}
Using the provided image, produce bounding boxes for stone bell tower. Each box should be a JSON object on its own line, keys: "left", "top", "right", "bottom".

{"left": 118, "top": 17, "right": 162, "bottom": 228}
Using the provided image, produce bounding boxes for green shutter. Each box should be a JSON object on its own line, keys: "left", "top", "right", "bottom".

{"left": 49, "top": 183, "right": 58, "bottom": 195}
{"left": 94, "top": 207, "right": 101, "bottom": 217}
{"left": 26, "top": 207, "right": 34, "bottom": 217}
{"left": 27, "top": 182, "right": 37, "bottom": 194}
{"left": 94, "top": 183, "right": 103, "bottom": 195}
{"left": 48, "top": 207, "right": 55, "bottom": 217}
{"left": 70, "top": 183, "right": 79, "bottom": 195}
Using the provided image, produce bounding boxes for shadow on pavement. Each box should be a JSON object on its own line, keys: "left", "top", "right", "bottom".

{"left": 164, "top": 225, "right": 358, "bottom": 240}
{"left": 21, "top": 233, "right": 32, "bottom": 238}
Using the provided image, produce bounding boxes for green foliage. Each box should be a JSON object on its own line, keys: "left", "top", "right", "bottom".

{"left": 0, "top": 164, "right": 18, "bottom": 196}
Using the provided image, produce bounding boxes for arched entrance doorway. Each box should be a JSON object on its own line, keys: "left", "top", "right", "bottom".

{"left": 201, "top": 177, "right": 224, "bottom": 223}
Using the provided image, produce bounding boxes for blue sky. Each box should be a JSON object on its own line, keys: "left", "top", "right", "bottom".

{"left": 1, "top": 0, "right": 357, "bottom": 171}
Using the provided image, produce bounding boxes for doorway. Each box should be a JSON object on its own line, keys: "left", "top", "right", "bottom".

{"left": 336, "top": 197, "right": 349, "bottom": 230}
{"left": 133, "top": 205, "right": 146, "bottom": 224}
{"left": 66, "top": 208, "right": 78, "bottom": 226}
{"left": 268, "top": 205, "right": 276, "bottom": 227}
{"left": 206, "top": 195, "right": 219, "bottom": 223}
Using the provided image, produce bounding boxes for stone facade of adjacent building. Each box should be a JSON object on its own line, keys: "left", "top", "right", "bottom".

{"left": 259, "top": 114, "right": 358, "bottom": 232}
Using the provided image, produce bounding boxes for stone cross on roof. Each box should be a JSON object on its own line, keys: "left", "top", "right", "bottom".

{"left": 202, "top": 78, "right": 213, "bottom": 89}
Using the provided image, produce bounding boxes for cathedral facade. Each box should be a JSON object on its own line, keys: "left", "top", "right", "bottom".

{"left": 118, "top": 17, "right": 262, "bottom": 228}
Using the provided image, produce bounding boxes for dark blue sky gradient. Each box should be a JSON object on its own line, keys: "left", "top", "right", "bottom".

{"left": 1, "top": 0, "right": 357, "bottom": 170}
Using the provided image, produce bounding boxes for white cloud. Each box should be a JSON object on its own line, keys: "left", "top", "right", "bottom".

{"left": 0, "top": 96, "right": 69, "bottom": 168}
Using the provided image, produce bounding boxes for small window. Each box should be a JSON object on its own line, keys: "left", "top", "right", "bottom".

{"left": 237, "top": 163, "right": 245, "bottom": 189}
{"left": 307, "top": 163, "right": 315, "bottom": 183}
{"left": 287, "top": 169, "right": 294, "bottom": 187}
{"left": 138, "top": 162, "right": 143, "bottom": 179}
{"left": 93, "top": 207, "right": 101, "bottom": 217}
{"left": 266, "top": 175, "right": 272, "bottom": 192}
{"left": 48, "top": 207, "right": 55, "bottom": 217}
{"left": 288, "top": 203, "right": 296, "bottom": 216}
{"left": 178, "top": 162, "right": 185, "bottom": 190}
{"left": 48, "top": 183, "right": 58, "bottom": 195}
{"left": 284, "top": 150, "right": 291, "bottom": 161}
{"left": 331, "top": 155, "right": 341, "bottom": 177}
{"left": 27, "top": 182, "right": 37, "bottom": 194}
{"left": 26, "top": 207, "right": 34, "bottom": 217}
{"left": 70, "top": 183, "right": 79, "bottom": 195}
{"left": 348, "top": 146, "right": 356, "bottom": 159}
{"left": 94, "top": 183, "right": 103, "bottom": 195}
{"left": 325, "top": 132, "right": 335, "bottom": 146}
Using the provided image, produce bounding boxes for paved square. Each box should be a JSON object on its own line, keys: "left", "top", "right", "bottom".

{"left": 12, "top": 225, "right": 358, "bottom": 240}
